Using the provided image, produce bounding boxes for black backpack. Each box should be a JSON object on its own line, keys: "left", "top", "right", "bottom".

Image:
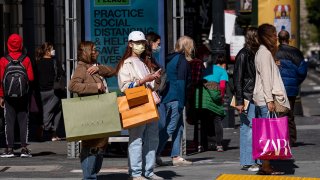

{"left": 3, "top": 54, "right": 29, "bottom": 98}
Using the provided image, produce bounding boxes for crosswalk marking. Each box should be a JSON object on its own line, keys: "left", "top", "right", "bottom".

{"left": 0, "top": 165, "right": 61, "bottom": 172}
{"left": 70, "top": 167, "right": 128, "bottom": 173}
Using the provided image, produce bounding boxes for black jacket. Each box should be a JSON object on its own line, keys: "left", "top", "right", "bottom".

{"left": 233, "top": 47, "right": 256, "bottom": 105}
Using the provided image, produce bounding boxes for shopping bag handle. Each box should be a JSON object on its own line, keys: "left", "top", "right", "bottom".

{"left": 267, "top": 111, "right": 278, "bottom": 118}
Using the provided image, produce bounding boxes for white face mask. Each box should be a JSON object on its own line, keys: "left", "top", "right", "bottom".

{"left": 132, "top": 44, "right": 145, "bottom": 55}
{"left": 51, "top": 49, "right": 56, "bottom": 56}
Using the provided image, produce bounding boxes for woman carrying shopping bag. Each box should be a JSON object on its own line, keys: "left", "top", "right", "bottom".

{"left": 253, "top": 24, "right": 290, "bottom": 175}
{"left": 69, "top": 41, "right": 115, "bottom": 180}
{"left": 116, "top": 31, "right": 163, "bottom": 180}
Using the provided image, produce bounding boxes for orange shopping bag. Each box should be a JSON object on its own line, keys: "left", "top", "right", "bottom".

{"left": 124, "top": 85, "right": 148, "bottom": 108}
{"left": 118, "top": 88, "right": 159, "bottom": 129}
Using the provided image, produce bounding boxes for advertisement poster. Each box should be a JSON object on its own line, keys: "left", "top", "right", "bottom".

{"left": 84, "top": 0, "right": 164, "bottom": 90}
{"left": 230, "top": 36, "right": 245, "bottom": 61}
{"left": 258, "top": 0, "right": 298, "bottom": 47}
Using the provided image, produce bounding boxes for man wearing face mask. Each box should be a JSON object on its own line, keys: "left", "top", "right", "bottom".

{"left": 35, "top": 42, "right": 64, "bottom": 141}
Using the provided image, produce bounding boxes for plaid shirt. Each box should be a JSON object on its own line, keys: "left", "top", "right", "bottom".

{"left": 187, "top": 58, "right": 205, "bottom": 100}
{"left": 189, "top": 58, "right": 204, "bottom": 85}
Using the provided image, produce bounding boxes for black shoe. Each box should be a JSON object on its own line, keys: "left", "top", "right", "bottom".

{"left": 1, "top": 148, "right": 15, "bottom": 158}
{"left": 20, "top": 147, "right": 32, "bottom": 158}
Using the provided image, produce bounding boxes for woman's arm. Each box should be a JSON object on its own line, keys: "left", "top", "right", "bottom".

{"left": 69, "top": 65, "right": 99, "bottom": 95}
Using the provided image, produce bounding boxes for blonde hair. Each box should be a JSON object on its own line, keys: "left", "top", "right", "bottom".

{"left": 174, "top": 36, "right": 195, "bottom": 61}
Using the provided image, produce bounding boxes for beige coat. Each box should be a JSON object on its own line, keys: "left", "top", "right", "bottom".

{"left": 69, "top": 61, "right": 115, "bottom": 148}
{"left": 253, "top": 45, "right": 290, "bottom": 109}
{"left": 118, "top": 56, "right": 154, "bottom": 92}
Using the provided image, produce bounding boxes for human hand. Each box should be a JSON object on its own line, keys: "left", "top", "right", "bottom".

{"left": 87, "top": 66, "right": 99, "bottom": 75}
{"left": 235, "top": 105, "right": 244, "bottom": 114}
{"left": 267, "top": 101, "right": 275, "bottom": 112}
{"left": 96, "top": 83, "right": 105, "bottom": 92}
{"left": 0, "top": 97, "right": 4, "bottom": 108}
{"left": 144, "top": 70, "right": 161, "bottom": 83}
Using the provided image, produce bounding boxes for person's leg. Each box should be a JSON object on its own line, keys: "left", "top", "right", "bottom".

{"left": 16, "top": 96, "right": 29, "bottom": 148}
{"left": 52, "top": 94, "right": 62, "bottom": 137}
{"left": 143, "top": 121, "right": 159, "bottom": 178}
{"left": 4, "top": 99, "right": 17, "bottom": 149}
{"left": 287, "top": 96, "right": 297, "bottom": 145}
{"left": 40, "top": 91, "right": 54, "bottom": 132}
{"left": 171, "top": 114, "right": 183, "bottom": 157}
{"left": 80, "top": 147, "right": 104, "bottom": 180}
{"left": 200, "top": 114, "right": 208, "bottom": 151}
{"left": 214, "top": 115, "right": 223, "bottom": 147}
{"left": 157, "top": 101, "right": 180, "bottom": 156}
{"left": 240, "top": 103, "right": 256, "bottom": 166}
{"left": 128, "top": 125, "right": 146, "bottom": 178}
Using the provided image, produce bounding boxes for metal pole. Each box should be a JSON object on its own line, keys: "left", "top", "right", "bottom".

{"left": 180, "top": 0, "right": 184, "bottom": 36}
{"left": 72, "top": 0, "right": 77, "bottom": 70}
{"left": 211, "top": 0, "right": 225, "bottom": 59}
{"left": 65, "top": 0, "right": 77, "bottom": 159}
{"left": 173, "top": 0, "right": 177, "bottom": 47}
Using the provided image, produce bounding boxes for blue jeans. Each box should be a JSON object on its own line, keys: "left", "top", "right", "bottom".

{"left": 80, "top": 147, "right": 104, "bottom": 180}
{"left": 240, "top": 102, "right": 259, "bottom": 166}
{"left": 256, "top": 105, "right": 269, "bottom": 118}
{"left": 128, "top": 121, "right": 159, "bottom": 178}
{"left": 157, "top": 101, "right": 183, "bottom": 157}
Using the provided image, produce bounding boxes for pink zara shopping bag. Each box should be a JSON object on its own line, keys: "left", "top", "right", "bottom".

{"left": 252, "top": 115, "right": 292, "bottom": 160}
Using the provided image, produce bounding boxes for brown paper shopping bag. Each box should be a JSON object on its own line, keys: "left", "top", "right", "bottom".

{"left": 124, "top": 85, "right": 149, "bottom": 108}
{"left": 118, "top": 88, "right": 159, "bottom": 129}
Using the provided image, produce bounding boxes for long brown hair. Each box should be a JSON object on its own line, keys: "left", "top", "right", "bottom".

{"left": 77, "top": 41, "right": 95, "bottom": 64}
{"left": 258, "top": 24, "right": 277, "bottom": 57}
{"left": 245, "top": 27, "right": 260, "bottom": 54}
{"left": 35, "top": 42, "right": 53, "bottom": 61}
{"left": 143, "top": 32, "right": 161, "bottom": 71}
{"left": 115, "top": 44, "right": 133, "bottom": 73}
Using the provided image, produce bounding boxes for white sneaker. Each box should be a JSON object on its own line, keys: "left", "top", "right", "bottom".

{"left": 128, "top": 176, "right": 148, "bottom": 180}
{"left": 248, "top": 164, "right": 260, "bottom": 172}
{"left": 147, "top": 174, "right": 164, "bottom": 180}
{"left": 172, "top": 157, "right": 192, "bottom": 166}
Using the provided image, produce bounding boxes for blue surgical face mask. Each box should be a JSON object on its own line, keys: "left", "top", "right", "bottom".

{"left": 152, "top": 46, "right": 161, "bottom": 53}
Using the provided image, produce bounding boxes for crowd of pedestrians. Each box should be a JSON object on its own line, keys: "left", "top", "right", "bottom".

{"left": 0, "top": 23, "right": 307, "bottom": 179}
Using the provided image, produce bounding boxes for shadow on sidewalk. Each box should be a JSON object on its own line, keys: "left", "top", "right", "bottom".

{"left": 271, "top": 159, "right": 297, "bottom": 175}
{"left": 97, "top": 170, "right": 179, "bottom": 180}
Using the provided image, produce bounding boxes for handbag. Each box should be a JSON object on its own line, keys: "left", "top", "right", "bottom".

{"left": 62, "top": 92, "right": 121, "bottom": 142}
{"left": 274, "top": 98, "right": 289, "bottom": 113}
{"left": 252, "top": 113, "right": 292, "bottom": 160}
{"left": 117, "top": 88, "right": 159, "bottom": 129}
{"left": 125, "top": 85, "right": 149, "bottom": 108}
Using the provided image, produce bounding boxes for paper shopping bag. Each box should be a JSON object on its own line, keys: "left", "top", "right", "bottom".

{"left": 125, "top": 85, "right": 148, "bottom": 108}
{"left": 118, "top": 88, "right": 159, "bottom": 129}
{"left": 252, "top": 116, "right": 292, "bottom": 160}
{"left": 62, "top": 92, "right": 121, "bottom": 142}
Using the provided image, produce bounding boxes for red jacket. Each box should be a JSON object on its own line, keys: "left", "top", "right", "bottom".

{"left": 0, "top": 34, "right": 34, "bottom": 97}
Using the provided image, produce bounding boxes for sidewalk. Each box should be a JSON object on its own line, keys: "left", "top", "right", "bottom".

{"left": 1, "top": 115, "right": 320, "bottom": 179}
{"left": 0, "top": 72, "right": 320, "bottom": 179}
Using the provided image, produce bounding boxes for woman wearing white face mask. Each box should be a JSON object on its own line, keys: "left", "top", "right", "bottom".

{"left": 35, "top": 42, "right": 63, "bottom": 141}
{"left": 117, "top": 31, "right": 163, "bottom": 180}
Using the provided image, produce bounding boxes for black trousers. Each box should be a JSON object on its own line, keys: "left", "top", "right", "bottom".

{"left": 4, "top": 96, "right": 29, "bottom": 148}
{"left": 287, "top": 96, "right": 297, "bottom": 144}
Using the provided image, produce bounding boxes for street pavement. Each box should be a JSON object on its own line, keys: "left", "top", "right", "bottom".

{"left": 1, "top": 69, "right": 320, "bottom": 179}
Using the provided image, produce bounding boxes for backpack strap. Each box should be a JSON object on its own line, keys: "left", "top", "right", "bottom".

{"left": 5, "top": 54, "right": 27, "bottom": 63}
